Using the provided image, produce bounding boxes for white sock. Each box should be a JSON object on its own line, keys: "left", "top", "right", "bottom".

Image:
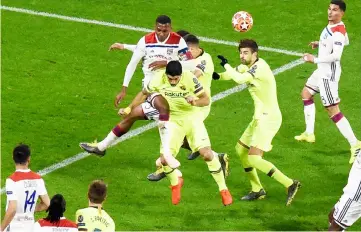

{"left": 333, "top": 113, "right": 358, "bottom": 146}
{"left": 158, "top": 120, "right": 171, "bottom": 157}
{"left": 97, "top": 131, "right": 118, "bottom": 151}
{"left": 303, "top": 99, "right": 315, "bottom": 134}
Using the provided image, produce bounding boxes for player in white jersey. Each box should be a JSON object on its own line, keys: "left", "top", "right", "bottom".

{"left": 33, "top": 194, "right": 77, "bottom": 232}
{"left": 295, "top": 0, "right": 361, "bottom": 163}
{"left": 1, "top": 144, "right": 50, "bottom": 232}
{"left": 329, "top": 153, "right": 361, "bottom": 230}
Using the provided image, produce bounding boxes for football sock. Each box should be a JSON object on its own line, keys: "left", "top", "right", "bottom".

{"left": 163, "top": 165, "right": 179, "bottom": 186}
{"left": 97, "top": 124, "right": 127, "bottom": 151}
{"left": 331, "top": 112, "right": 358, "bottom": 146}
{"left": 206, "top": 153, "right": 227, "bottom": 191}
{"left": 235, "top": 143, "right": 263, "bottom": 192}
{"left": 158, "top": 116, "right": 172, "bottom": 159}
{"left": 303, "top": 99, "right": 315, "bottom": 134}
{"left": 248, "top": 155, "right": 293, "bottom": 188}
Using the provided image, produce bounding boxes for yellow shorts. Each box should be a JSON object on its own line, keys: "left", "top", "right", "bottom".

{"left": 198, "top": 104, "right": 211, "bottom": 121}
{"left": 160, "top": 118, "right": 211, "bottom": 156}
{"left": 240, "top": 116, "right": 282, "bottom": 152}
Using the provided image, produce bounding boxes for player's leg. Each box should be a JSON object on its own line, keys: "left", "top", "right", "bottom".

{"left": 295, "top": 70, "right": 319, "bottom": 142}
{"left": 80, "top": 105, "right": 147, "bottom": 156}
{"left": 320, "top": 78, "right": 361, "bottom": 164}
{"left": 328, "top": 208, "right": 344, "bottom": 231}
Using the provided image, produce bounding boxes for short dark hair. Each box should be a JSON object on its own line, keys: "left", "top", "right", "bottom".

{"left": 156, "top": 15, "right": 171, "bottom": 24}
{"left": 88, "top": 180, "right": 107, "bottom": 204}
{"left": 176, "top": 30, "right": 190, "bottom": 38}
{"left": 13, "top": 144, "right": 31, "bottom": 164}
{"left": 184, "top": 34, "right": 199, "bottom": 45}
{"left": 166, "top": 61, "right": 182, "bottom": 76}
{"left": 45, "top": 194, "right": 66, "bottom": 223}
{"left": 238, "top": 39, "right": 258, "bottom": 53}
{"left": 331, "top": 0, "right": 346, "bottom": 12}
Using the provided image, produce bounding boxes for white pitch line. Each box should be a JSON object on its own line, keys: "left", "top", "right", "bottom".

{"left": 0, "top": 58, "right": 305, "bottom": 194}
{"left": 0, "top": 5, "right": 303, "bottom": 57}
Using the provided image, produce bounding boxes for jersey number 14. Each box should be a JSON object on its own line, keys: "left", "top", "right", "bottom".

{"left": 24, "top": 190, "right": 36, "bottom": 213}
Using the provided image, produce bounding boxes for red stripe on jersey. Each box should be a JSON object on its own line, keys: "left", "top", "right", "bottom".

{"left": 38, "top": 219, "right": 77, "bottom": 228}
{"left": 165, "top": 32, "right": 181, "bottom": 44}
{"left": 9, "top": 171, "right": 41, "bottom": 182}
{"left": 331, "top": 25, "right": 346, "bottom": 35}
{"left": 145, "top": 32, "right": 157, "bottom": 44}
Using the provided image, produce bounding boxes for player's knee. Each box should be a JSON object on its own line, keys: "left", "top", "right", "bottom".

{"left": 198, "top": 147, "right": 213, "bottom": 161}
{"left": 326, "top": 105, "right": 340, "bottom": 117}
{"left": 301, "top": 88, "right": 313, "bottom": 100}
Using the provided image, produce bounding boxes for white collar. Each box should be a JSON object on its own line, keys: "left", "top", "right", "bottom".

{"left": 15, "top": 169, "right": 31, "bottom": 172}
{"left": 156, "top": 33, "right": 170, "bottom": 44}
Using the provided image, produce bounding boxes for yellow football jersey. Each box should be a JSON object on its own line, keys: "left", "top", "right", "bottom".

{"left": 76, "top": 206, "right": 115, "bottom": 232}
{"left": 194, "top": 50, "right": 214, "bottom": 96}
{"left": 146, "top": 70, "right": 205, "bottom": 120}
{"left": 222, "top": 58, "right": 281, "bottom": 120}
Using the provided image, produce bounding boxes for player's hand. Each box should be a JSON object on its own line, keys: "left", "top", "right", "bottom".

{"left": 118, "top": 107, "right": 131, "bottom": 117}
{"left": 308, "top": 41, "right": 319, "bottom": 49}
{"left": 114, "top": 87, "right": 127, "bottom": 107}
{"left": 109, "top": 43, "right": 125, "bottom": 51}
{"left": 149, "top": 61, "right": 167, "bottom": 71}
{"left": 212, "top": 72, "right": 220, "bottom": 80}
{"left": 303, "top": 53, "right": 315, "bottom": 63}
{"left": 217, "top": 55, "right": 228, "bottom": 67}
{"left": 185, "top": 96, "right": 197, "bottom": 106}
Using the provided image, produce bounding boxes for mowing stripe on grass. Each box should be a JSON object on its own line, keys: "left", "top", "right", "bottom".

{"left": 0, "top": 58, "right": 305, "bottom": 194}
{"left": 1, "top": 5, "right": 303, "bottom": 57}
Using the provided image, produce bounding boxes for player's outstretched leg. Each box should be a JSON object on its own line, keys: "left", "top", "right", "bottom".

{"left": 247, "top": 147, "right": 301, "bottom": 206}
{"left": 79, "top": 106, "right": 147, "bottom": 156}
{"left": 200, "top": 147, "right": 232, "bottom": 206}
{"left": 295, "top": 87, "right": 316, "bottom": 143}
{"left": 159, "top": 155, "right": 183, "bottom": 205}
{"left": 327, "top": 106, "right": 361, "bottom": 164}
{"left": 235, "top": 142, "right": 265, "bottom": 200}
{"left": 147, "top": 157, "right": 182, "bottom": 181}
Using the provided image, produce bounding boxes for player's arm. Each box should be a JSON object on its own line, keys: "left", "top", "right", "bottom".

{"left": 216, "top": 55, "right": 252, "bottom": 84}
{"left": 35, "top": 179, "right": 50, "bottom": 212}
{"left": 109, "top": 43, "right": 137, "bottom": 52}
{"left": 314, "top": 32, "right": 345, "bottom": 63}
{"left": 76, "top": 210, "right": 88, "bottom": 231}
{"left": 186, "top": 75, "right": 210, "bottom": 106}
{"left": 1, "top": 179, "right": 17, "bottom": 231}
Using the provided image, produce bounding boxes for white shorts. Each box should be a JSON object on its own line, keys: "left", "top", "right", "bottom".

{"left": 7, "top": 221, "right": 34, "bottom": 232}
{"left": 141, "top": 93, "right": 161, "bottom": 121}
{"left": 333, "top": 155, "right": 361, "bottom": 229}
{"left": 305, "top": 68, "right": 341, "bottom": 107}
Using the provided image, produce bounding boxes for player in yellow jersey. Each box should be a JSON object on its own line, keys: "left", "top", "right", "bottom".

{"left": 147, "top": 34, "right": 228, "bottom": 181}
{"left": 76, "top": 180, "right": 115, "bottom": 231}
{"left": 213, "top": 39, "right": 301, "bottom": 206}
{"left": 141, "top": 60, "right": 232, "bottom": 206}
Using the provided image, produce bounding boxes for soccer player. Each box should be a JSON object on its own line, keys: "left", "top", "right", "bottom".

{"left": 295, "top": 0, "right": 361, "bottom": 163}
{"left": 76, "top": 180, "right": 115, "bottom": 232}
{"left": 214, "top": 39, "right": 300, "bottom": 205}
{"left": 1, "top": 144, "right": 50, "bottom": 232}
{"left": 146, "top": 34, "right": 228, "bottom": 181}
{"left": 141, "top": 60, "right": 232, "bottom": 206}
{"left": 33, "top": 194, "right": 77, "bottom": 232}
{"left": 80, "top": 15, "right": 193, "bottom": 168}
{"left": 328, "top": 153, "right": 361, "bottom": 231}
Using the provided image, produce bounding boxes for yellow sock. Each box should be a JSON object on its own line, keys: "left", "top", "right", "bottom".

{"left": 248, "top": 155, "right": 293, "bottom": 188}
{"left": 206, "top": 154, "right": 227, "bottom": 191}
{"left": 235, "top": 143, "right": 263, "bottom": 192}
{"left": 163, "top": 165, "right": 179, "bottom": 186}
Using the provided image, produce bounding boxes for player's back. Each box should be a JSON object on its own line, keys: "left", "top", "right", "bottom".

{"left": 195, "top": 51, "right": 214, "bottom": 95}
{"left": 33, "top": 218, "right": 77, "bottom": 232}
{"left": 247, "top": 58, "right": 281, "bottom": 119}
{"left": 5, "top": 169, "right": 47, "bottom": 232}
{"left": 76, "top": 207, "right": 115, "bottom": 232}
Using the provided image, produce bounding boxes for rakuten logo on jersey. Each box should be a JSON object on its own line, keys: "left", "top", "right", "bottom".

{"left": 164, "top": 92, "right": 189, "bottom": 97}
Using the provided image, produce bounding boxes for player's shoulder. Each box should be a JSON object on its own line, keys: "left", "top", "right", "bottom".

{"left": 59, "top": 218, "right": 77, "bottom": 228}
{"left": 254, "top": 58, "right": 270, "bottom": 69}
{"left": 144, "top": 32, "right": 157, "bottom": 44}
{"left": 166, "top": 32, "right": 182, "bottom": 45}
{"left": 331, "top": 22, "right": 347, "bottom": 36}
{"left": 8, "top": 170, "right": 42, "bottom": 182}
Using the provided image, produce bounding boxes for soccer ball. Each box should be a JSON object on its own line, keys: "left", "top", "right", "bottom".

{"left": 232, "top": 11, "right": 253, "bottom": 32}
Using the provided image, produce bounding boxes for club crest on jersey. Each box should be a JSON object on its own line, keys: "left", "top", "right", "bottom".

{"left": 167, "top": 48, "right": 173, "bottom": 55}
{"left": 180, "top": 85, "right": 186, "bottom": 90}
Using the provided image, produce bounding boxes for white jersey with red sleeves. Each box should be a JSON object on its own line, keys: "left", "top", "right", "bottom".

{"left": 315, "top": 21, "right": 349, "bottom": 81}
{"left": 33, "top": 217, "right": 78, "bottom": 232}
{"left": 123, "top": 32, "right": 192, "bottom": 87}
{"left": 5, "top": 169, "right": 47, "bottom": 232}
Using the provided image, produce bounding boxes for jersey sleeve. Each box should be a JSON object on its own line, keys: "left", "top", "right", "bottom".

{"left": 177, "top": 37, "right": 193, "bottom": 61}
{"left": 5, "top": 179, "right": 17, "bottom": 201}
{"left": 37, "top": 179, "right": 47, "bottom": 196}
{"left": 314, "top": 32, "right": 345, "bottom": 63}
{"left": 123, "top": 44, "right": 136, "bottom": 52}
{"left": 187, "top": 72, "right": 204, "bottom": 96}
{"left": 76, "top": 209, "right": 87, "bottom": 231}
{"left": 145, "top": 72, "right": 163, "bottom": 93}
{"left": 223, "top": 64, "right": 253, "bottom": 84}
{"left": 219, "top": 64, "right": 249, "bottom": 80}
{"left": 122, "top": 37, "right": 146, "bottom": 87}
